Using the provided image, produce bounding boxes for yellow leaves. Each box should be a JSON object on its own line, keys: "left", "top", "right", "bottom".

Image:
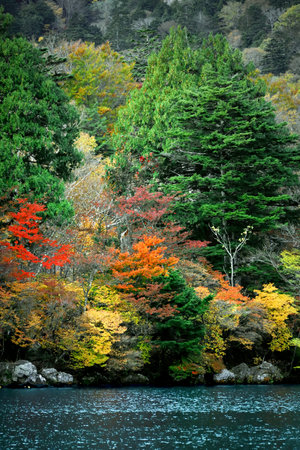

{"left": 281, "top": 249, "right": 300, "bottom": 274}
{"left": 203, "top": 304, "right": 227, "bottom": 358}
{"left": 259, "top": 73, "right": 300, "bottom": 132}
{"left": 93, "top": 285, "right": 141, "bottom": 324}
{"left": 253, "top": 283, "right": 296, "bottom": 314}
{"left": 57, "top": 328, "right": 109, "bottom": 368}
{"left": 195, "top": 286, "right": 210, "bottom": 299}
{"left": 252, "top": 283, "right": 297, "bottom": 352}
{"left": 83, "top": 308, "right": 126, "bottom": 336}
{"left": 98, "top": 106, "right": 111, "bottom": 115}
{"left": 58, "top": 306, "right": 127, "bottom": 369}
{"left": 3, "top": 277, "right": 128, "bottom": 370}
{"left": 0, "top": 276, "right": 84, "bottom": 353}
{"left": 44, "top": 0, "right": 64, "bottom": 20}
{"left": 63, "top": 40, "right": 135, "bottom": 119}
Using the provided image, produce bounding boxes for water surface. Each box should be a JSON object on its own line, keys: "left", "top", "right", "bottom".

{"left": 0, "top": 385, "right": 299, "bottom": 449}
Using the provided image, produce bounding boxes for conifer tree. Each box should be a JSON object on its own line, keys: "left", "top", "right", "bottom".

{"left": 110, "top": 28, "right": 299, "bottom": 278}
{"left": 0, "top": 36, "right": 82, "bottom": 219}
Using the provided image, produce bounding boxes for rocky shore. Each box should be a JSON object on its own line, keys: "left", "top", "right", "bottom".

{"left": 0, "top": 360, "right": 74, "bottom": 388}
{"left": 0, "top": 359, "right": 290, "bottom": 388}
{"left": 212, "top": 362, "right": 284, "bottom": 384}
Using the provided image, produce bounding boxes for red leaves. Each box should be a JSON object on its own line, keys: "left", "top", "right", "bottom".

{"left": 0, "top": 199, "right": 73, "bottom": 279}
{"left": 116, "top": 186, "right": 209, "bottom": 258}
{"left": 184, "top": 240, "right": 210, "bottom": 249}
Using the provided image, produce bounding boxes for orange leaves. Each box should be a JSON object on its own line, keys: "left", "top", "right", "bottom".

{"left": 111, "top": 235, "right": 178, "bottom": 290}
{"left": 215, "top": 279, "right": 249, "bottom": 305}
{"left": 110, "top": 235, "right": 179, "bottom": 319}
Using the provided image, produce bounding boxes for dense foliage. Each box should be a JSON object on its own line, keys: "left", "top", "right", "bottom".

{"left": 0, "top": 4, "right": 299, "bottom": 385}
{"left": 109, "top": 29, "right": 299, "bottom": 282}
{"left": 0, "top": 34, "right": 81, "bottom": 219}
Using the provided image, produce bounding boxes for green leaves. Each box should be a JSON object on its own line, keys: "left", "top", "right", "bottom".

{"left": 110, "top": 28, "right": 299, "bottom": 279}
{"left": 0, "top": 37, "right": 82, "bottom": 220}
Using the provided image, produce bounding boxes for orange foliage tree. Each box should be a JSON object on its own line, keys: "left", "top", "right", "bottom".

{"left": 111, "top": 235, "right": 179, "bottom": 318}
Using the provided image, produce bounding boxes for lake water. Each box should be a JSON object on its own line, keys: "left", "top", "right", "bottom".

{"left": 0, "top": 385, "right": 299, "bottom": 449}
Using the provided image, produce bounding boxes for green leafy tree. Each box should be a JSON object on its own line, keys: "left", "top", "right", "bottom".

{"left": 0, "top": 5, "right": 13, "bottom": 36}
{"left": 9, "top": 0, "right": 56, "bottom": 39}
{"left": 61, "top": 40, "right": 135, "bottom": 155}
{"left": 151, "top": 269, "right": 210, "bottom": 383}
{"left": 262, "top": 5, "right": 300, "bottom": 75}
{"left": 0, "top": 36, "right": 82, "bottom": 219}
{"left": 110, "top": 29, "right": 299, "bottom": 277}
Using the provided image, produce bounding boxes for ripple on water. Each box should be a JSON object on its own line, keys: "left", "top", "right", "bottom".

{"left": 0, "top": 385, "right": 300, "bottom": 449}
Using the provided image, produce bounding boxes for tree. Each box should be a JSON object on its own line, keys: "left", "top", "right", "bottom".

{"left": 259, "top": 72, "right": 300, "bottom": 134}
{"left": 110, "top": 29, "right": 299, "bottom": 277}
{"left": 262, "top": 5, "right": 300, "bottom": 75}
{"left": 0, "top": 36, "right": 82, "bottom": 219}
{"left": 210, "top": 225, "right": 253, "bottom": 285}
{"left": 218, "top": 1, "right": 244, "bottom": 32}
{"left": 61, "top": 40, "right": 135, "bottom": 154}
{"left": 109, "top": 26, "right": 198, "bottom": 193}
{"left": 151, "top": 269, "right": 210, "bottom": 382}
{"left": 111, "top": 234, "right": 178, "bottom": 293}
{"left": 0, "top": 198, "right": 73, "bottom": 280}
{"left": 251, "top": 283, "right": 297, "bottom": 352}
{"left": 109, "top": 232, "right": 210, "bottom": 382}
{"left": 115, "top": 185, "right": 209, "bottom": 256}
{"left": 9, "top": 0, "right": 56, "bottom": 39}
{"left": 0, "top": 275, "right": 127, "bottom": 369}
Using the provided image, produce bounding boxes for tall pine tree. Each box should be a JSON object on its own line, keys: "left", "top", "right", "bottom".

{"left": 0, "top": 36, "right": 82, "bottom": 220}
{"left": 109, "top": 28, "right": 299, "bottom": 279}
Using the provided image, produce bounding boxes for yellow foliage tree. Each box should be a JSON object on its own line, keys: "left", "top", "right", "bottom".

{"left": 58, "top": 307, "right": 127, "bottom": 369}
{"left": 252, "top": 283, "right": 297, "bottom": 352}
{"left": 74, "top": 132, "right": 97, "bottom": 154}
{"left": 203, "top": 302, "right": 227, "bottom": 359}
{"left": 63, "top": 41, "right": 135, "bottom": 121}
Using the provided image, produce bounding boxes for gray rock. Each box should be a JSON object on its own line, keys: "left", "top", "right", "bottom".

{"left": 213, "top": 369, "right": 236, "bottom": 384}
{"left": 57, "top": 372, "right": 73, "bottom": 385}
{"left": 248, "top": 362, "right": 283, "bottom": 384}
{"left": 0, "top": 361, "right": 72, "bottom": 387}
{"left": 27, "top": 373, "right": 47, "bottom": 387}
{"left": 121, "top": 374, "right": 149, "bottom": 385}
{"left": 41, "top": 368, "right": 58, "bottom": 383}
{"left": 231, "top": 363, "right": 250, "bottom": 383}
{"left": 12, "top": 361, "right": 37, "bottom": 384}
{"left": 0, "top": 360, "right": 47, "bottom": 386}
{"left": 41, "top": 368, "right": 73, "bottom": 385}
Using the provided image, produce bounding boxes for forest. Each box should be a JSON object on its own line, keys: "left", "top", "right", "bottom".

{"left": 0, "top": 0, "right": 299, "bottom": 386}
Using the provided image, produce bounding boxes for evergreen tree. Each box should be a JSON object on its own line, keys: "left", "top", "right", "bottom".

{"left": 150, "top": 269, "right": 210, "bottom": 383}
{"left": 262, "top": 5, "right": 300, "bottom": 75}
{"left": 0, "top": 37, "right": 82, "bottom": 219}
{"left": 110, "top": 29, "right": 299, "bottom": 277}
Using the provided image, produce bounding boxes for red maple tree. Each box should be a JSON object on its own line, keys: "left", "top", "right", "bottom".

{"left": 0, "top": 199, "right": 73, "bottom": 280}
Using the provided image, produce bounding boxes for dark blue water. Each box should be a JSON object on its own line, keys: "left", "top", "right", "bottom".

{"left": 0, "top": 385, "right": 299, "bottom": 449}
